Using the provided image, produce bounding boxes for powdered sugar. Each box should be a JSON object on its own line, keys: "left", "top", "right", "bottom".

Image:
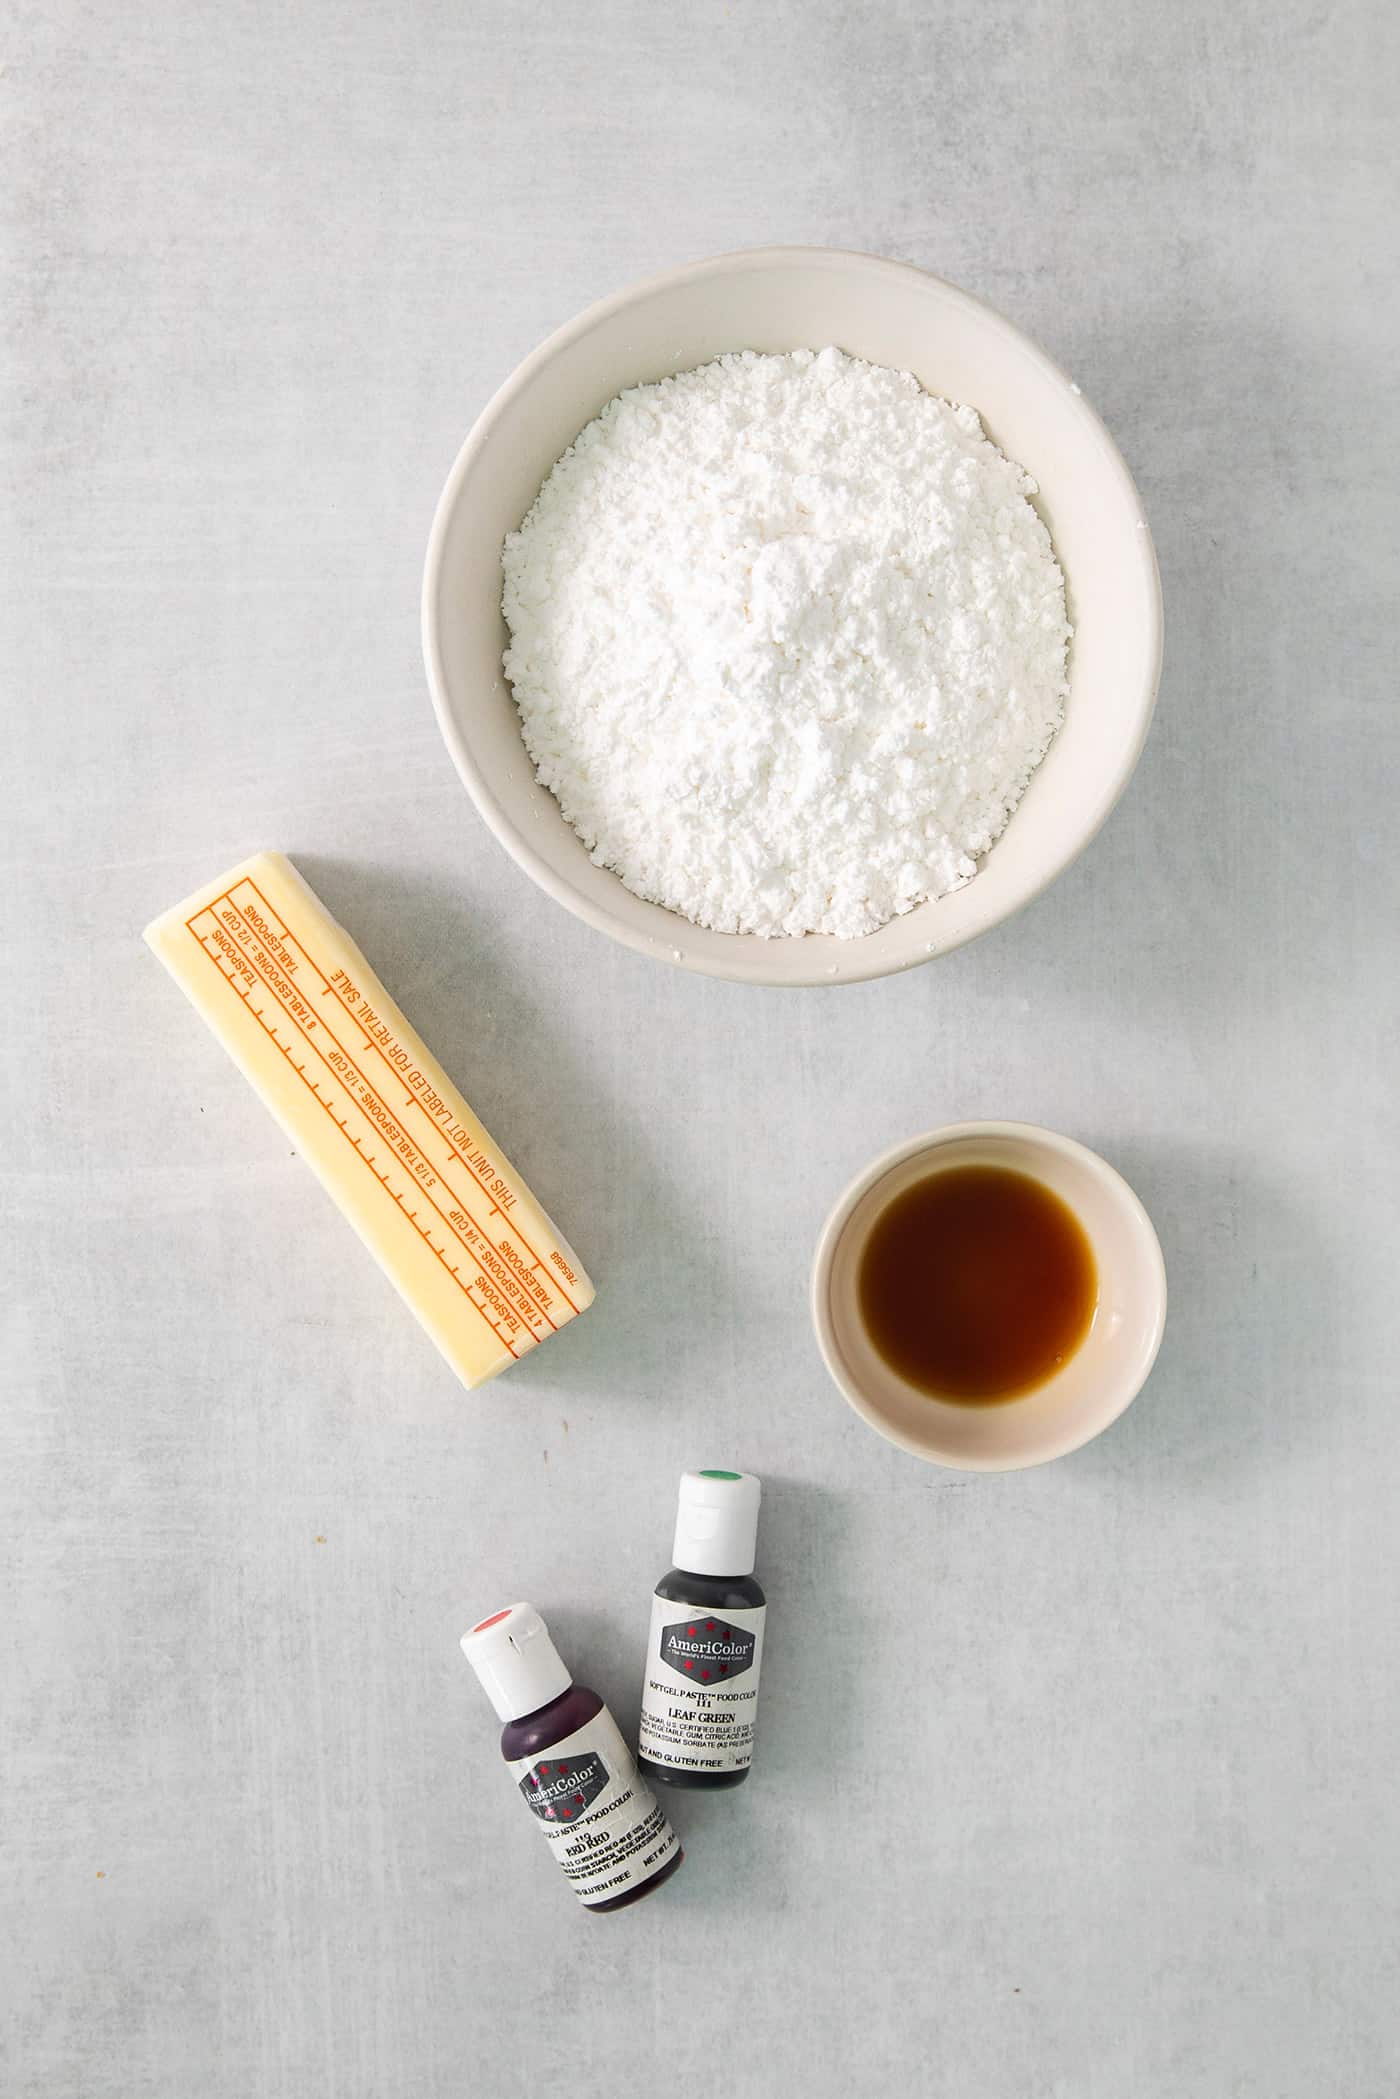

{"left": 501, "top": 347, "right": 1070, "bottom": 939}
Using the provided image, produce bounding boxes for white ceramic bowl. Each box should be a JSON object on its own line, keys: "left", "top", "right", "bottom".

{"left": 812, "top": 1123, "right": 1167, "bottom": 1469}
{"left": 423, "top": 248, "right": 1162, "bottom": 987}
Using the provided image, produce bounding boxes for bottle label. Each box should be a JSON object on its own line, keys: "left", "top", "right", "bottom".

{"left": 637, "top": 1596, "right": 766, "bottom": 1775}
{"left": 506, "top": 1709, "right": 679, "bottom": 1907}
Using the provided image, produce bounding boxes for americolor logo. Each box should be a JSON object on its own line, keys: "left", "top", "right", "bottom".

{"left": 660, "top": 1615, "right": 756, "bottom": 1684}
{"left": 518, "top": 1751, "right": 608, "bottom": 1822}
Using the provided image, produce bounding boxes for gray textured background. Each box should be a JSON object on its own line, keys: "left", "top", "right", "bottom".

{"left": 4, "top": 4, "right": 1398, "bottom": 2095}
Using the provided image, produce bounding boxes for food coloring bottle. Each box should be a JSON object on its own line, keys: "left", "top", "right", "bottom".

{"left": 461, "top": 1602, "right": 682, "bottom": 1912}
{"left": 637, "top": 1470, "right": 765, "bottom": 1789}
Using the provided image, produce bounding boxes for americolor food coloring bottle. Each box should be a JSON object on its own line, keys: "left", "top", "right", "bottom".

{"left": 637, "top": 1470, "right": 766, "bottom": 1789}
{"left": 461, "top": 1603, "right": 681, "bottom": 1912}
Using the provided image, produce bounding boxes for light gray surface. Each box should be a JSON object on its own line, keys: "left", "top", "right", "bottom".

{"left": 3, "top": 3, "right": 1397, "bottom": 2094}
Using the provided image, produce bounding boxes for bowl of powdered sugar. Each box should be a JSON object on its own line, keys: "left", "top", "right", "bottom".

{"left": 423, "top": 248, "right": 1161, "bottom": 985}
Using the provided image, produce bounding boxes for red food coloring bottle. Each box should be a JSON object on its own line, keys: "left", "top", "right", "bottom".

{"left": 637, "top": 1471, "right": 767, "bottom": 1792}
{"left": 462, "top": 1603, "right": 682, "bottom": 1912}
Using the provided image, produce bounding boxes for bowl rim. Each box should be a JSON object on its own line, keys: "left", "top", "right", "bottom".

{"left": 422, "top": 245, "right": 1165, "bottom": 987}
{"left": 810, "top": 1120, "right": 1169, "bottom": 1470}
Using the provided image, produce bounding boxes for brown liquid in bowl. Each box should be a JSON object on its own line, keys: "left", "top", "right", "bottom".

{"left": 857, "top": 1164, "right": 1097, "bottom": 1402}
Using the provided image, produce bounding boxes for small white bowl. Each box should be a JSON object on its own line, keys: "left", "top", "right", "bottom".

{"left": 423, "top": 248, "right": 1163, "bottom": 986}
{"left": 812, "top": 1123, "right": 1167, "bottom": 1470}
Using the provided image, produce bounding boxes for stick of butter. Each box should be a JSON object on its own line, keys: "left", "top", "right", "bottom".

{"left": 144, "top": 851, "right": 593, "bottom": 1388}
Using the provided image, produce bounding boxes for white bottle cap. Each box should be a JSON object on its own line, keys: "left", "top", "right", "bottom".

{"left": 671, "top": 1469, "right": 762, "bottom": 1577}
{"left": 460, "top": 1602, "right": 573, "bottom": 1722}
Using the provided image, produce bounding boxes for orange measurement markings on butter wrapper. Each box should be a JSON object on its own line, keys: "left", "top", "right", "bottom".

{"left": 185, "top": 875, "right": 578, "bottom": 1351}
